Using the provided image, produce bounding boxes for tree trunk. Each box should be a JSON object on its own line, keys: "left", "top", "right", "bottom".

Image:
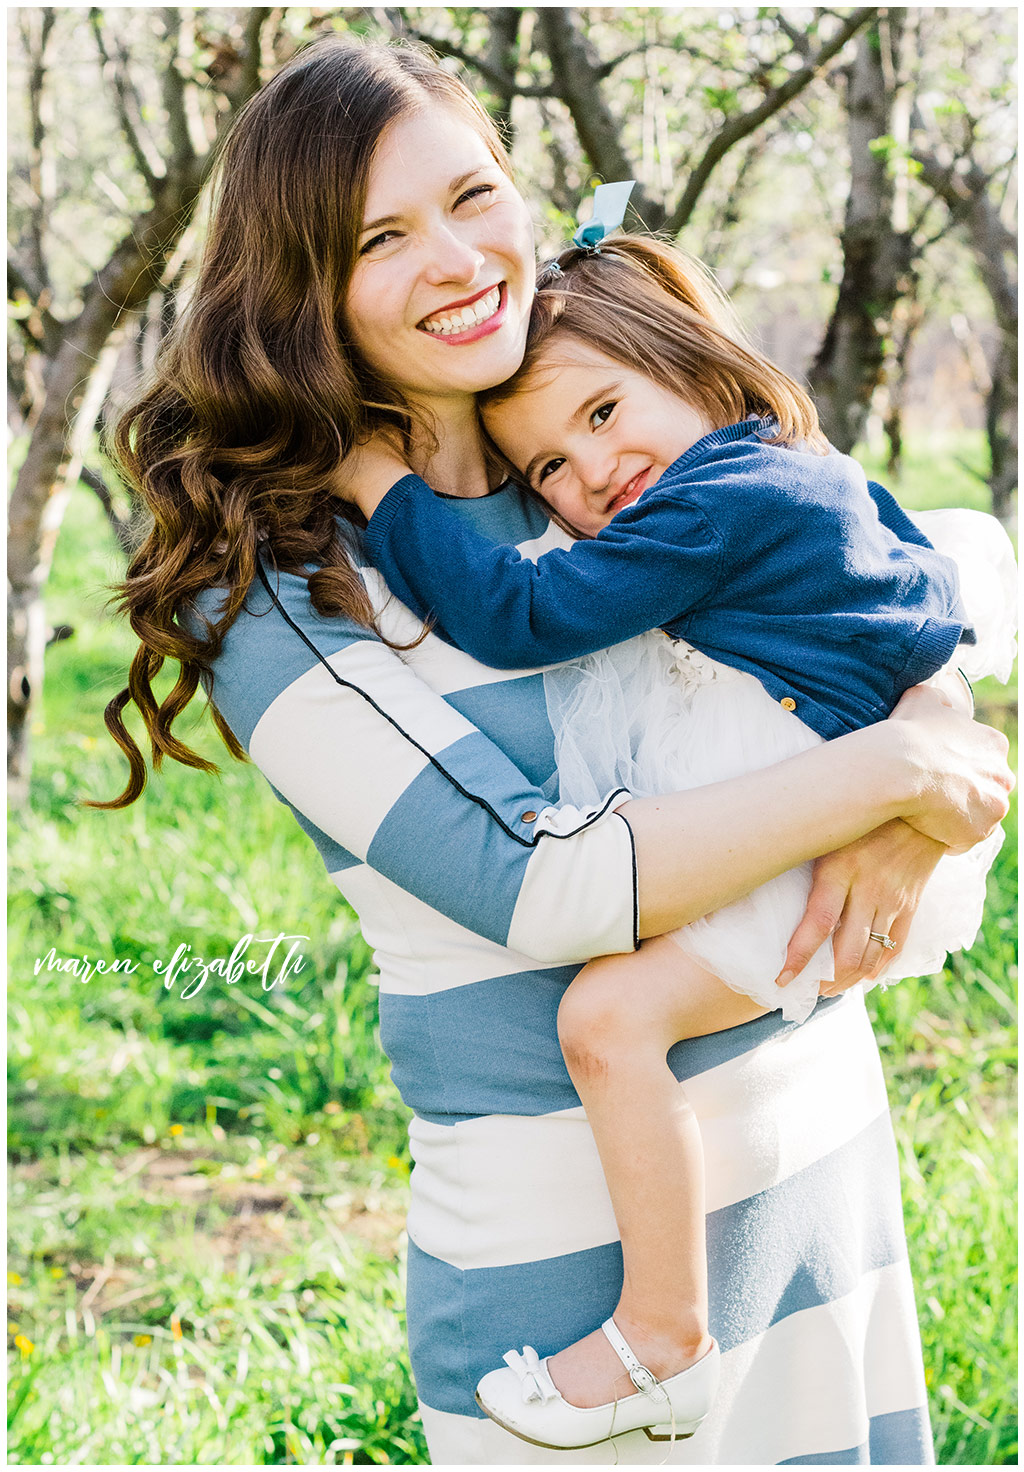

{"left": 807, "top": 12, "right": 916, "bottom": 452}
{"left": 7, "top": 167, "right": 203, "bottom": 802}
{"left": 912, "top": 147, "right": 1017, "bottom": 520}
{"left": 482, "top": 8, "right": 523, "bottom": 147}
{"left": 881, "top": 280, "right": 924, "bottom": 476}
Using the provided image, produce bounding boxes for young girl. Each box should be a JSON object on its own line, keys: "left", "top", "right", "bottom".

{"left": 346, "top": 232, "right": 1016, "bottom": 1450}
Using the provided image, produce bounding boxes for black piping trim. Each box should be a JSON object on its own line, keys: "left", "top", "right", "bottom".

{"left": 616, "top": 810, "right": 641, "bottom": 951}
{"left": 254, "top": 560, "right": 627, "bottom": 851}
{"left": 955, "top": 666, "right": 975, "bottom": 716}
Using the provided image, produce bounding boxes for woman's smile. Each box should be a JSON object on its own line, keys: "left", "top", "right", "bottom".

{"left": 418, "top": 281, "right": 506, "bottom": 341}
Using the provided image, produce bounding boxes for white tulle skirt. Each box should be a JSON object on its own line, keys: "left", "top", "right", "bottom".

{"left": 545, "top": 507, "right": 1017, "bottom": 1025}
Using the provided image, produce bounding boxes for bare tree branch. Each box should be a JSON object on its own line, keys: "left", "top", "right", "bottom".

{"left": 596, "top": 45, "right": 649, "bottom": 81}
{"left": 238, "top": 7, "right": 269, "bottom": 105}
{"left": 405, "top": 26, "right": 553, "bottom": 100}
{"left": 79, "top": 464, "right": 144, "bottom": 556}
{"left": 23, "top": 7, "right": 57, "bottom": 295}
{"left": 161, "top": 9, "right": 197, "bottom": 166}
{"left": 663, "top": 7, "right": 878, "bottom": 236}
{"left": 482, "top": 8, "right": 524, "bottom": 143}
{"left": 776, "top": 14, "right": 814, "bottom": 61}
{"left": 7, "top": 247, "right": 63, "bottom": 358}
{"left": 88, "top": 9, "right": 163, "bottom": 192}
{"left": 536, "top": 9, "right": 660, "bottom": 224}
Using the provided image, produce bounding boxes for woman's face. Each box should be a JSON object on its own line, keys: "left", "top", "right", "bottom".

{"left": 345, "top": 105, "right": 536, "bottom": 407}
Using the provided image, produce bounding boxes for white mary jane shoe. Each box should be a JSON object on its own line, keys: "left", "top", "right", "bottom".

{"left": 475, "top": 1318, "right": 720, "bottom": 1451}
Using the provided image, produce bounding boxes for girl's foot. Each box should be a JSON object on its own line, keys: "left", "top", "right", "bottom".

{"left": 546, "top": 1319, "right": 715, "bottom": 1409}
{"left": 474, "top": 1320, "right": 720, "bottom": 1450}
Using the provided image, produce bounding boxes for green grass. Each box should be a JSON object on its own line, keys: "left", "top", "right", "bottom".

{"left": 8, "top": 436, "right": 1018, "bottom": 1463}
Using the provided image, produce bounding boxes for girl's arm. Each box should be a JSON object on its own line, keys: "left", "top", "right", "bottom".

{"left": 363, "top": 473, "right": 719, "bottom": 668}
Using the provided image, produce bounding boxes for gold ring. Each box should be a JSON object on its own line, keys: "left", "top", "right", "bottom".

{"left": 869, "top": 931, "right": 897, "bottom": 951}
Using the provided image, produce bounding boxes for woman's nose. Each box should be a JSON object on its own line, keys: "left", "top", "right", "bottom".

{"left": 422, "top": 224, "right": 485, "bottom": 286}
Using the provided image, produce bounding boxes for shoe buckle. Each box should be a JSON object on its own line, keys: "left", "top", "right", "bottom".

{"left": 629, "top": 1364, "right": 669, "bottom": 1403}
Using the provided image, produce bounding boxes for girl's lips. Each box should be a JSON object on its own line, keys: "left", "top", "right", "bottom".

{"left": 417, "top": 283, "right": 507, "bottom": 345}
{"left": 607, "top": 469, "right": 650, "bottom": 516}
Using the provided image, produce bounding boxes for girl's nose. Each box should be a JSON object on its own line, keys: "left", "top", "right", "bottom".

{"left": 422, "top": 224, "right": 485, "bottom": 286}
{"left": 574, "top": 447, "right": 617, "bottom": 495}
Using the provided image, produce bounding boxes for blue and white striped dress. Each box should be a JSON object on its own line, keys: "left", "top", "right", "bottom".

{"left": 203, "top": 485, "right": 934, "bottom": 1466}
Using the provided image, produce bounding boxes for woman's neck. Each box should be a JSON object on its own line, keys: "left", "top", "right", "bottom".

{"left": 407, "top": 393, "right": 495, "bottom": 499}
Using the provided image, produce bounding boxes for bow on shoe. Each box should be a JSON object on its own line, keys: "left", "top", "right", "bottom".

{"left": 502, "top": 1346, "right": 560, "bottom": 1405}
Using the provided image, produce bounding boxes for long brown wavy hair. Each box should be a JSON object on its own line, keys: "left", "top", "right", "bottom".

{"left": 480, "top": 235, "right": 827, "bottom": 456}
{"left": 93, "top": 38, "right": 511, "bottom": 808}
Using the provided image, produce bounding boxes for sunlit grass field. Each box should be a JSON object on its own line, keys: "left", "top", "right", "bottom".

{"left": 8, "top": 435, "right": 1017, "bottom": 1464}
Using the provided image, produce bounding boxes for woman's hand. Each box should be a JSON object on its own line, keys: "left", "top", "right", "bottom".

{"left": 332, "top": 430, "right": 412, "bottom": 522}
{"left": 888, "top": 683, "right": 1012, "bottom": 850}
{"left": 776, "top": 819, "right": 946, "bottom": 996}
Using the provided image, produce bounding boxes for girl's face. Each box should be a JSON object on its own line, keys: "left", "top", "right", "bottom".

{"left": 345, "top": 106, "right": 536, "bottom": 408}
{"left": 481, "top": 342, "right": 714, "bottom": 537}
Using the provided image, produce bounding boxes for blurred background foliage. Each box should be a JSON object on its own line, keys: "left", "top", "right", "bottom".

{"left": 7, "top": 5, "right": 1017, "bottom": 1464}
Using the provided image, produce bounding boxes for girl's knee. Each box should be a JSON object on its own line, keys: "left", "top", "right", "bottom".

{"left": 557, "top": 957, "right": 639, "bottom": 1076}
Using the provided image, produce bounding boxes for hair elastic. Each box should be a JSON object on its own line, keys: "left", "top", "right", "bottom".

{"left": 571, "top": 179, "right": 637, "bottom": 252}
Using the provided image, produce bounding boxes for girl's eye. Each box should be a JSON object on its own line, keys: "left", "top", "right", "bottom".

{"left": 536, "top": 457, "right": 566, "bottom": 486}
{"left": 359, "top": 230, "right": 400, "bottom": 256}
{"left": 591, "top": 401, "right": 616, "bottom": 427}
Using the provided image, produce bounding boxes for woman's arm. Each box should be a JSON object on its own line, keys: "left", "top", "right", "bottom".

{"left": 621, "top": 682, "right": 1011, "bottom": 937}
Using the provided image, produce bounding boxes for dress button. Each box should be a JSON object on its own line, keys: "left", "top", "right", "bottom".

{"left": 780, "top": 696, "right": 797, "bottom": 712}
{"left": 521, "top": 810, "right": 538, "bottom": 823}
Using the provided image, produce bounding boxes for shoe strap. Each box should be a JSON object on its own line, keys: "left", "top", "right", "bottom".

{"left": 600, "top": 1318, "right": 669, "bottom": 1404}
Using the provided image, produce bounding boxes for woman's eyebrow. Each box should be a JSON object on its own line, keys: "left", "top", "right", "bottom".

{"left": 360, "top": 169, "right": 492, "bottom": 235}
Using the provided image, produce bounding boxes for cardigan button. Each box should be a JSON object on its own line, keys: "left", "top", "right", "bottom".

{"left": 780, "top": 696, "right": 797, "bottom": 712}
{"left": 521, "top": 810, "right": 538, "bottom": 823}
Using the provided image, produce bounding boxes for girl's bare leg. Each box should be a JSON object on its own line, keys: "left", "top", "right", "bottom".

{"left": 547, "top": 934, "right": 766, "bottom": 1409}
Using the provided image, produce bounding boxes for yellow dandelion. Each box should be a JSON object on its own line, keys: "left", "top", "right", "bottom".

{"left": 387, "top": 1155, "right": 404, "bottom": 1171}
{"left": 133, "top": 1333, "right": 153, "bottom": 1347}
{"left": 8, "top": 1322, "right": 20, "bottom": 1334}
{"left": 171, "top": 1314, "right": 183, "bottom": 1340}
{"left": 49, "top": 1266, "right": 64, "bottom": 1279}
{"left": 14, "top": 1334, "right": 34, "bottom": 1357}
{"left": 7, "top": 1271, "right": 22, "bottom": 1286}
{"left": 168, "top": 1124, "right": 184, "bottom": 1137}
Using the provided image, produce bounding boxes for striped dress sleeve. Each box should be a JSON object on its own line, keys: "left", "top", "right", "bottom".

{"left": 202, "top": 562, "right": 639, "bottom": 965}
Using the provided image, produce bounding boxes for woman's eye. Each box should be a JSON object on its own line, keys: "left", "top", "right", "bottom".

{"left": 359, "top": 230, "right": 400, "bottom": 256}
{"left": 456, "top": 183, "right": 496, "bottom": 209}
{"left": 591, "top": 401, "right": 616, "bottom": 427}
{"left": 537, "top": 458, "right": 565, "bottom": 486}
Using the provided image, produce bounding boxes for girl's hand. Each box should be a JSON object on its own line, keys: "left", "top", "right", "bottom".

{"left": 332, "top": 431, "right": 412, "bottom": 521}
{"left": 777, "top": 819, "right": 946, "bottom": 995}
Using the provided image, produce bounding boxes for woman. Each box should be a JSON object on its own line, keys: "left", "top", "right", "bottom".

{"left": 98, "top": 39, "right": 1010, "bottom": 1464}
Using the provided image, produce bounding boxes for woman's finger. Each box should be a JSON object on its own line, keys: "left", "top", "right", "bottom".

{"left": 824, "top": 895, "right": 877, "bottom": 993}
{"left": 775, "top": 866, "right": 847, "bottom": 988}
{"left": 822, "top": 907, "right": 913, "bottom": 996}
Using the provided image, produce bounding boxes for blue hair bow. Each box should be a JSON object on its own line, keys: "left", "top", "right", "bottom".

{"left": 572, "top": 180, "right": 636, "bottom": 250}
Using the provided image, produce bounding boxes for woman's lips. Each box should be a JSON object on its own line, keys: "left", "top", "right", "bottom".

{"left": 607, "top": 468, "right": 650, "bottom": 516}
{"left": 417, "top": 283, "right": 507, "bottom": 344}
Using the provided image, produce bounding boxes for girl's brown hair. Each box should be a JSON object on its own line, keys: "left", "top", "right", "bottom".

{"left": 480, "top": 235, "right": 827, "bottom": 457}
{"left": 94, "top": 38, "right": 511, "bottom": 808}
